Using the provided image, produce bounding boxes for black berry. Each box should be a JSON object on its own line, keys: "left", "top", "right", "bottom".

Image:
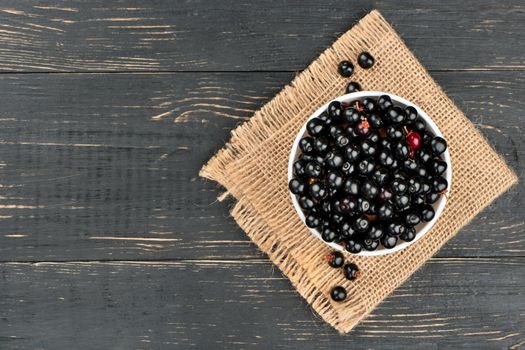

{"left": 343, "top": 263, "right": 360, "bottom": 280}
{"left": 357, "top": 52, "right": 375, "bottom": 69}
{"left": 338, "top": 60, "right": 354, "bottom": 77}
{"left": 346, "top": 81, "right": 361, "bottom": 93}
{"left": 331, "top": 286, "right": 347, "bottom": 301}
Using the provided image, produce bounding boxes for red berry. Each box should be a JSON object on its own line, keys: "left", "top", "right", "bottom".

{"left": 406, "top": 131, "right": 422, "bottom": 157}
{"left": 406, "top": 131, "right": 422, "bottom": 150}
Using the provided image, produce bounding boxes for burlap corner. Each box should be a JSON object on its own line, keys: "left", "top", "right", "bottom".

{"left": 200, "top": 10, "right": 518, "bottom": 333}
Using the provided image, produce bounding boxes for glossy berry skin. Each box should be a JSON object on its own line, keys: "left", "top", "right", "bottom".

{"left": 335, "top": 134, "right": 350, "bottom": 148}
{"left": 343, "top": 263, "right": 360, "bottom": 280}
{"left": 313, "top": 137, "right": 329, "bottom": 154}
{"left": 343, "top": 177, "right": 360, "bottom": 196}
{"left": 378, "top": 95, "right": 393, "bottom": 111}
{"left": 393, "top": 193, "right": 411, "bottom": 211}
{"left": 368, "top": 113, "right": 383, "bottom": 129}
{"left": 345, "top": 239, "right": 363, "bottom": 253}
{"left": 339, "top": 221, "right": 357, "bottom": 239}
{"left": 430, "top": 160, "right": 447, "bottom": 176}
{"left": 431, "top": 177, "right": 448, "bottom": 193}
{"left": 363, "top": 238, "right": 379, "bottom": 251}
{"left": 386, "top": 106, "right": 406, "bottom": 124}
{"left": 426, "top": 192, "right": 440, "bottom": 204}
{"left": 327, "top": 251, "right": 345, "bottom": 268}
{"left": 357, "top": 52, "right": 375, "bottom": 69}
{"left": 330, "top": 213, "right": 344, "bottom": 225}
{"left": 304, "top": 154, "right": 325, "bottom": 167}
{"left": 390, "top": 178, "right": 407, "bottom": 194}
{"left": 361, "top": 179, "right": 379, "bottom": 200}
{"left": 387, "top": 125, "right": 404, "bottom": 140}
{"left": 400, "top": 226, "right": 416, "bottom": 242}
{"left": 381, "top": 234, "right": 398, "bottom": 249}
{"left": 407, "top": 178, "right": 422, "bottom": 194}
{"left": 394, "top": 141, "right": 410, "bottom": 160}
{"left": 412, "top": 193, "right": 426, "bottom": 206}
{"left": 306, "top": 118, "right": 326, "bottom": 137}
{"left": 299, "top": 196, "right": 315, "bottom": 210}
{"left": 333, "top": 196, "right": 357, "bottom": 214}
{"left": 367, "top": 130, "right": 378, "bottom": 142}
{"left": 322, "top": 227, "right": 338, "bottom": 242}
{"left": 404, "top": 106, "right": 418, "bottom": 124}
{"left": 361, "top": 139, "right": 377, "bottom": 157}
{"left": 406, "top": 131, "right": 422, "bottom": 152}
{"left": 309, "top": 182, "right": 327, "bottom": 201}
{"left": 293, "top": 160, "right": 306, "bottom": 177}
{"left": 344, "top": 143, "right": 361, "bottom": 162}
{"left": 361, "top": 97, "right": 377, "bottom": 113}
{"left": 346, "top": 126, "right": 360, "bottom": 140}
{"left": 305, "top": 214, "right": 321, "bottom": 228}
{"left": 340, "top": 161, "right": 356, "bottom": 176}
{"left": 386, "top": 222, "right": 407, "bottom": 236}
{"left": 299, "top": 137, "right": 315, "bottom": 154}
{"left": 413, "top": 119, "right": 426, "bottom": 132}
{"left": 430, "top": 136, "right": 447, "bottom": 156}
{"left": 354, "top": 119, "right": 371, "bottom": 137}
{"left": 329, "top": 125, "right": 344, "bottom": 139}
{"left": 373, "top": 168, "right": 389, "bottom": 186}
{"left": 356, "top": 197, "right": 371, "bottom": 214}
{"left": 338, "top": 60, "right": 354, "bottom": 77}
{"left": 325, "top": 150, "right": 344, "bottom": 169}
{"left": 404, "top": 212, "right": 421, "bottom": 226}
{"left": 420, "top": 181, "right": 431, "bottom": 194}
{"left": 420, "top": 204, "right": 435, "bottom": 222}
{"left": 366, "top": 224, "right": 384, "bottom": 240}
{"left": 378, "top": 150, "right": 395, "bottom": 168}
{"left": 289, "top": 178, "right": 306, "bottom": 195}
{"left": 357, "top": 158, "right": 375, "bottom": 175}
{"left": 377, "top": 203, "right": 394, "bottom": 220}
{"left": 328, "top": 101, "right": 344, "bottom": 121}
{"left": 380, "top": 138, "right": 392, "bottom": 151}
{"left": 354, "top": 215, "right": 370, "bottom": 233}
{"left": 346, "top": 81, "right": 361, "bottom": 93}
{"left": 403, "top": 158, "right": 418, "bottom": 172}
{"left": 320, "top": 201, "right": 331, "bottom": 216}
{"left": 416, "top": 148, "right": 433, "bottom": 164}
{"left": 331, "top": 286, "right": 347, "bottom": 301}
{"left": 415, "top": 166, "right": 428, "bottom": 178}
{"left": 318, "top": 111, "right": 330, "bottom": 123}
{"left": 377, "top": 187, "right": 393, "bottom": 202}
{"left": 327, "top": 171, "right": 344, "bottom": 190}
{"left": 342, "top": 107, "right": 362, "bottom": 125}
{"left": 304, "top": 162, "right": 323, "bottom": 178}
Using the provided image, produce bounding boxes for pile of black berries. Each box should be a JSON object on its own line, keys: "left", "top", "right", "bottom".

{"left": 289, "top": 95, "right": 448, "bottom": 253}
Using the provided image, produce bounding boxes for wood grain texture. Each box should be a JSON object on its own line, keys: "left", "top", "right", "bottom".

{"left": 0, "top": 71, "right": 522, "bottom": 261}
{"left": 0, "top": 1, "right": 523, "bottom": 348}
{"left": 0, "top": 0, "right": 523, "bottom": 72}
{"left": 1, "top": 258, "right": 524, "bottom": 349}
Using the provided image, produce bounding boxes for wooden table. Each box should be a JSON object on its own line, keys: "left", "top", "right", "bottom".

{"left": 0, "top": 1, "right": 523, "bottom": 349}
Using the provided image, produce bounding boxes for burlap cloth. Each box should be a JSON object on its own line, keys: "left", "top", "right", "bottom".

{"left": 200, "top": 10, "right": 518, "bottom": 333}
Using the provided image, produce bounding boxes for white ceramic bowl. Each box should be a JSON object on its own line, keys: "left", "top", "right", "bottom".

{"left": 288, "top": 91, "right": 452, "bottom": 256}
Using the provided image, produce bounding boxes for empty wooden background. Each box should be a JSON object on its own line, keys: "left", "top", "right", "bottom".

{"left": 0, "top": 1, "right": 523, "bottom": 349}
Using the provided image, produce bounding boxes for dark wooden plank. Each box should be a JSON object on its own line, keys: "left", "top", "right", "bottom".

{"left": 1, "top": 258, "right": 524, "bottom": 349}
{"left": 0, "top": 71, "right": 522, "bottom": 261}
{"left": 0, "top": 0, "right": 523, "bottom": 72}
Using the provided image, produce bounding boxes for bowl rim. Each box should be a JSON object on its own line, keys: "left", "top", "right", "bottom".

{"left": 287, "top": 91, "right": 452, "bottom": 256}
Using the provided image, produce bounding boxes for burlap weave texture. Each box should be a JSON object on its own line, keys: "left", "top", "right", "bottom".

{"left": 200, "top": 10, "right": 518, "bottom": 333}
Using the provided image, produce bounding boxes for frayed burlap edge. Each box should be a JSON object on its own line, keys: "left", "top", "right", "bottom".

{"left": 200, "top": 10, "right": 518, "bottom": 333}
